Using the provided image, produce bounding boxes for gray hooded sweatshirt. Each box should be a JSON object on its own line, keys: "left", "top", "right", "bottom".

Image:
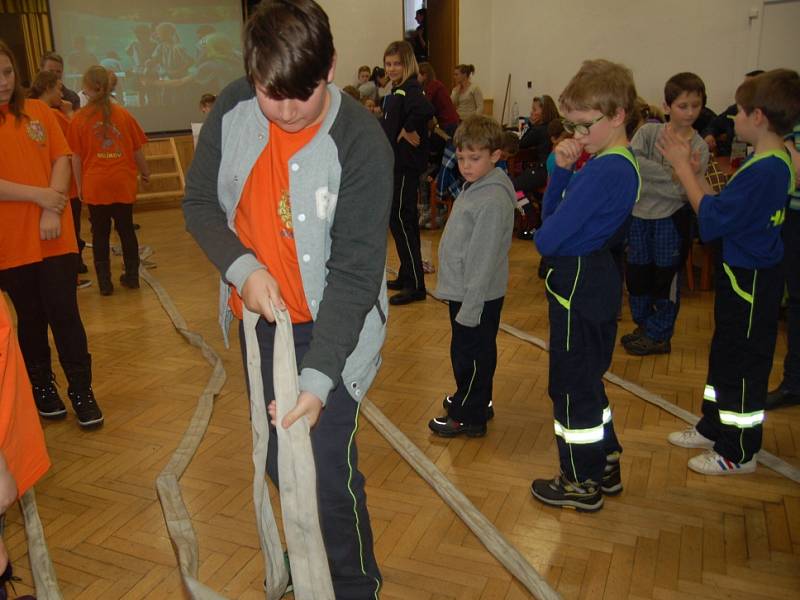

{"left": 434, "top": 167, "right": 516, "bottom": 326}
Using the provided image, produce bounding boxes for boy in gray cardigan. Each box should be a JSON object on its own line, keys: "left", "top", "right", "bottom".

{"left": 428, "top": 115, "right": 516, "bottom": 437}
{"left": 623, "top": 72, "right": 710, "bottom": 356}
{"left": 183, "top": 1, "right": 392, "bottom": 596}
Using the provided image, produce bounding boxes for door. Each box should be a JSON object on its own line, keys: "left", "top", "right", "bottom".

{"left": 426, "top": 0, "right": 459, "bottom": 92}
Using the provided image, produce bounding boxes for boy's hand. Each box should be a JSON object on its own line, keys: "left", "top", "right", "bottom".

{"left": 267, "top": 392, "right": 324, "bottom": 429}
{"left": 554, "top": 138, "right": 582, "bottom": 169}
{"left": 40, "top": 209, "right": 61, "bottom": 240}
{"left": 37, "top": 188, "right": 67, "bottom": 213}
{"left": 399, "top": 128, "right": 421, "bottom": 147}
{"left": 140, "top": 172, "right": 151, "bottom": 184}
{"left": 657, "top": 127, "right": 691, "bottom": 168}
{"left": 242, "top": 268, "right": 285, "bottom": 322}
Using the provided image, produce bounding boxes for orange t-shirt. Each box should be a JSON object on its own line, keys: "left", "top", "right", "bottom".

{"left": 0, "top": 99, "right": 74, "bottom": 271}
{"left": 230, "top": 121, "right": 320, "bottom": 323}
{"left": 52, "top": 109, "right": 79, "bottom": 199}
{"left": 0, "top": 295, "right": 51, "bottom": 497}
{"left": 67, "top": 103, "right": 147, "bottom": 205}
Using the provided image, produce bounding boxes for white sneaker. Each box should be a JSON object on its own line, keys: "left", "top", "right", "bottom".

{"left": 688, "top": 449, "right": 757, "bottom": 475}
{"left": 667, "top": 426, "right": 714, "bottom": 449}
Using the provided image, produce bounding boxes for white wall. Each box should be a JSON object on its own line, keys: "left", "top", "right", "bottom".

{"left": 318, "top": 0, "right": 797, "bottom": 122}
{"left": 458, "top": 0, "right": 493, "bottom": 98}
{"left": 321, "top": 0, "right": 403, "bottom": 89}
{"left": 459, "top": 0, "right": 795, "bottom": 125}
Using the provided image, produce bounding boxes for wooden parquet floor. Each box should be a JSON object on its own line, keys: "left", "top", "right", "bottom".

{"left": 3, "top": 207, "right": 800, "bottom": 599}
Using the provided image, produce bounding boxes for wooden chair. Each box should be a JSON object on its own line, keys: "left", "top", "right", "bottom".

{"left": 684, "top": 157, "right": 730, "bottom": 291}
{"left": 428, "top": 179, "right": 454, "bottom": 228}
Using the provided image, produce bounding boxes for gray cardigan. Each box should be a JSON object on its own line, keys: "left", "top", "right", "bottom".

{"left": 434, "top": 167, "right": 516, "bottom": 326}
{"left": 183, "top": 78, "right": 394, "bottom": 405}
{"left": 631, "top": 122, "right": 710, "bottom": 219}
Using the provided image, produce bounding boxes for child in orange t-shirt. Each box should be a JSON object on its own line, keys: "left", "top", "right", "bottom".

{"left": 0, "top": 41, "right": 104, "bottom": 429}
{"left": 0, "top": 293, "right": 51, "bottom": 593}
{"left": 29, "top": 69, "right": 90, "bottom": 284}
{"left": 68, "top": 66, "right": 150, "bottom": 295}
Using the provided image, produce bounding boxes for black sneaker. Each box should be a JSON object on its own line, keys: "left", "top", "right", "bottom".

{"left": 602, "top": 452, "right": 623, "bottom": 495}
{"left": 389, "top": 289, "right": 426, "bottom": 305}
{"left": 620, "top": 327, "right": 643, "bottom": 346}
{"left": 765, "top": 385, "right": 800, "bottom": 410}
{"left": 623, "top": 334, "right": 671, "bottom": 356}
{"left": 68, "top": 387, "right": 104, "bottom": 428}
{"left": 442, "top": 395, "right": 494, "bottom": 420}
{"left": 531, "top": 474, "right": 603, "bottom": 512}
{"left": 30, "top": 374, "right": 67, "bottom": 420}
{"left": 386, "top": 278, "right": 404, "bottom": 291}
{"left": 428, "top": 416, "right": 487, "bottom": 437}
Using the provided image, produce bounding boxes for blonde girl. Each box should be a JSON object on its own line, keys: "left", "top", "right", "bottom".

{"left": 380, "top": 40, "right": 434, "bottom": 305}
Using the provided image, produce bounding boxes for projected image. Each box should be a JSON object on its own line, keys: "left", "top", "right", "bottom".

{"left": 50, "top": 1, "right": 244, "bottom": 133}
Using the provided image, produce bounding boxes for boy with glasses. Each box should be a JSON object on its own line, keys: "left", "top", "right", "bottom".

{"left": 532, "top": 59, "right": 641, "bottom": 512}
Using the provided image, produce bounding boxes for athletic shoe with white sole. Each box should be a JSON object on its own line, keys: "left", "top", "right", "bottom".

{"left": 687, "top": 449, "right": 756, "bottom": 475}
{"left": 667, "top": 426, "right": 714, "bottom": 449}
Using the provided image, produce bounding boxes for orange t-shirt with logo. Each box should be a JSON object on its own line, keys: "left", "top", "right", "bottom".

{"left": 0, "top": 295, "right": 51, "bottom": 497}
{"left": 52, "top": 109, "right": 79, "bottom": 199}
{"left": 230, "top": 121, "right": 320, "bottom": 324}
{"left": 0, "top": 99, "right": 74, "bottom": 271}
{"left": 67, "top": 103, "right": 147, "bottom": 205}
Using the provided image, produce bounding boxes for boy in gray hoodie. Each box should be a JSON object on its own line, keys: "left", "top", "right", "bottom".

{"left": 428, "top": 115, "right": 516, "bottom": 437}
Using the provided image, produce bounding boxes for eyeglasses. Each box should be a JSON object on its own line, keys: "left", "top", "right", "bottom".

{"left": 561, "top": 115, "right": 605, "bottom": 135}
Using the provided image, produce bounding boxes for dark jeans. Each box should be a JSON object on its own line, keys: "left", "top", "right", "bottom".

{"left": 781, "top": 206, "right": 800, "bottom": 392}
{"left": 0, "top": 254, "right": 90, "bottom": 379}
{"left": 239, "top": 319, "right": 382, "bottom": 600}
{"left": 446, "top": 297, "right": 504, "bottom": 424}
{"left": 87, "top": 203, "right": 138, "bottom": 266}
{"left": 390, "top": 169, "right": 425, "bottom": 291}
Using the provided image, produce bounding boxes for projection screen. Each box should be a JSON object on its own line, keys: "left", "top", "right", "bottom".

{"left": 49, "top": 0, "right": 245, "bottom": 134}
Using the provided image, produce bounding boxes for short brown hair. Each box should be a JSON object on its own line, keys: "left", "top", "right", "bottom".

{"left": 453, "top": 114, "right": 503, "bottom": 152}
{"left": 358, "top": 65, "right": 370, "bottom": 75}
{"left": 243, "top": 0, "right": 334, "bottom": 100}
{"left": 735, "top": 69, "right": 800, "bottom": 136}
{"left": 500, "top": 130, "right": 520, "bottom": 156}
{"left": 28, "top": 70, "right": 60, "bottom": 99}
{"left": 559, "top": 59, "right": 637, "bottom": 127}
{"left": 40, "top": 51, "right": 64, "bottom": 68}
{"left": 199, "top": 93, "right": 216, "bottom": 106}
{"left": 664, "top": 72, "right": 706, "bottom": 106}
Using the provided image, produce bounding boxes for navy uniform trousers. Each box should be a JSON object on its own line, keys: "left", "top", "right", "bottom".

{"left": 696, "top": 260, "right": 783, "bottom": 463}
{"left": 390, "top": 168, "right": 426, "bottom": 292}
{"left": 545, "top": 251, "right": 623, "bottom": 485}
{"left": 239, "top": 319, "right": 382, "bottom": 600}
{"left": 446, "top": 297, "right": 504, "bottom": 425}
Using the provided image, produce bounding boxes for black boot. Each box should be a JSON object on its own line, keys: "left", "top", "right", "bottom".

{"left": 64, "top": 358, "right": 104, "bottom": 428}
{"left": 120, "top": 257, "right": 140, "bottom": 289}
{"left": 26, "top": 362, "right": 67, "bottom": 419}
{"left": 95, "top": 261, "right": 114, "bottom": 296}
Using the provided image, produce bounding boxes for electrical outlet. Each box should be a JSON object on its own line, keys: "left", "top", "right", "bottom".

{"left": 527, "top": 81, "right": 532, "bottom": 89}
